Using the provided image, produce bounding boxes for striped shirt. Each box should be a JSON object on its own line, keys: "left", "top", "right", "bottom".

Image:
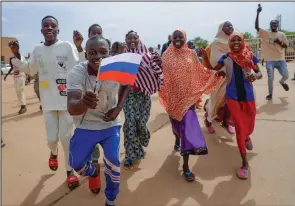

{"left": 125, "top": 41, "right": 163, "bottom": 95}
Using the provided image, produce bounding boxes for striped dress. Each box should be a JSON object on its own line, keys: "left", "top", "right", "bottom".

{"left": 123, "top": 41, "right": 163, "bottom": 162}
{"left": 125, "top": 41, "right": 163, "bottom": 95}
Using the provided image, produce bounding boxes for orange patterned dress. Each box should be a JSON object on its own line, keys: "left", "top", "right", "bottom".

{"left": 159, "top": 30, "right": 223, "bottom": 121}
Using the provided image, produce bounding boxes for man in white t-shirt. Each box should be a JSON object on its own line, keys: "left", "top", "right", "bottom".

{"left": 155, "top": 44, "right": 161, "bottom": 56}
{"left": 255, "top": 5, "right": 289, "bottom": 100}
{"left": 4, "top": 40, "right": 27, "bottom": 114}
{"left": 17, "top": 15, "right": 85, "bottom": 190}
{"left": 67, "top": 36, "right": 130, "bottom": 206}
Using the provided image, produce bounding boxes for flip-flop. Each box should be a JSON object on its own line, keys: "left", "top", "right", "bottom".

{"left": 237, "top": 167, "right": 248, "bottom": 180}
{"left": 246, "top": 137, "right": 253, "bottom": 151}
{"left": 184, "top": 171, "right": 195, "bottom": 182}
{"left": 124, "top": 159, "right": 133, "bottom": 170}
{"left": 227, "top": 125, "right": 236, "bottom": 134}
{"left": 207, "top": 125, "right": 216, "bottom": 134}
{"left": 174, "top": 144, "right": 180, "bottom": 152}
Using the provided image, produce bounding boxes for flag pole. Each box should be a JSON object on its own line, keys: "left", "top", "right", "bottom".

{"left": 93, "top": 57, "right": 103, "bottom": 93}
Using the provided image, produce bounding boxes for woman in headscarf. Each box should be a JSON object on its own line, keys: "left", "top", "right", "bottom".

{"left": 201, "top": 32, "right": 263, "bottom": 180}
{"left": 159, "top": 29, "right": 224, "bottom": 182}
{"left": 203, "top": 21, "right": 236, "bottom": 134}
{"left": 123, "top": 30, "right": 163, "bottom": 170}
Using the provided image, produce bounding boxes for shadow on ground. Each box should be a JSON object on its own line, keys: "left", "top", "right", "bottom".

{"left": 2, "top": 110, "right": 42, "bottom": 124}
{"left": 258, "top": 97, "right": 289, "bottom": 115}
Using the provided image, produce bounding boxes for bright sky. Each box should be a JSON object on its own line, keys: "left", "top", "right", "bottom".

{"left": 2, "top": 2, "right": 295, "bottom": 54}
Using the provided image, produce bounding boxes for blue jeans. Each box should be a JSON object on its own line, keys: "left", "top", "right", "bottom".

{"left": 266, "top": 60, "right": 289, "bottom": 95}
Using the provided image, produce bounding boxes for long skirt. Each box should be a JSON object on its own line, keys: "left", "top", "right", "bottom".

{"left": 227, "top": 99, "right": 256, "bottom": 155}
{"left": 170, "top": 105, "right": 208, "bottom": 156}
{"left": 123, "top": 88, "right": 151, "bottom": 160}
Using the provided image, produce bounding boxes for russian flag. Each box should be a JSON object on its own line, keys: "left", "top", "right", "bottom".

{"left": 98, "top": 53, "right": 142, "bottom": 85}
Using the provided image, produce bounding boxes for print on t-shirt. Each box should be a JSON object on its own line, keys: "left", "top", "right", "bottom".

{"left": 56, "top": 56, "right": 68, "bottom": 71}
{"left": 56, "top": 78, "right": 67, "bottom": 96}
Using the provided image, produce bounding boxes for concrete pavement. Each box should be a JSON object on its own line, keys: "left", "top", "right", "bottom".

{"left": 1, "top": 63, "right": 295, "bottom": 205}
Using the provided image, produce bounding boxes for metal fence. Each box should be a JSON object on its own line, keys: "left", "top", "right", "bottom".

{"left": 245, "top": 34, "right": 295, "bottom": 62}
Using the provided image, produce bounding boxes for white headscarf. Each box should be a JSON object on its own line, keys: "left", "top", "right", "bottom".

{"left": 210, "top": 21, "right": 231, "bottom": 67}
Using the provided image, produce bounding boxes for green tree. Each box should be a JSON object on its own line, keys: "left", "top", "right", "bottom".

{"left": 243, "top": 32, "right": 254, "bottom": 40}
{"left": 280, "top": 30, "right": 295, "bottom": 36}
{"left": 191, "top": 37, "right": 209, "bottom": 49}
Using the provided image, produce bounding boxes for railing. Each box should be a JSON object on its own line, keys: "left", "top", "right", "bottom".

{"left": 245, "top": 34, "right": 295, "bottom": 62}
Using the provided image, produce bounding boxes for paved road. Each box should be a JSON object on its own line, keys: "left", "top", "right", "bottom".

{"left": 1, "top": 63, "right": 295, "bottom": 206}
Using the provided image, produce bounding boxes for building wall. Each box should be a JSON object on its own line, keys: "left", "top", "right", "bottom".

{"left": 1, "top": 37, "right": 17, "bottom": 64}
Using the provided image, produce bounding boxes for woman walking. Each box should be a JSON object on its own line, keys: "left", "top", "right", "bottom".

{"left": 159, "top": 29, "right": 223, "bottom": 182}
{"left": 123, "top": 30, "right": 163, "bottom": 170}
{"left": 203, "top": 21, "right": 235, "bottom": 134}
{"left": 201, "top": 32, "right": 263, "bottom": 179}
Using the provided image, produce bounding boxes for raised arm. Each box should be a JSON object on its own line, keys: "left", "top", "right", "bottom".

{"left": 255, "top": 4, "right": 262, "bottom": 32}
{"left": 73, "top": 31, "right": 87, "bottom": 62}
{"left": 17, "top": 49, "right": 38, "bottom": 76}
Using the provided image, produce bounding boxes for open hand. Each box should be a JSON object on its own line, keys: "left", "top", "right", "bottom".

{"left": 73, "top": 30, "right": 84, "bottom": 48}
{"left": 82, "top": 90, "right": 99, "bottom": 109}
{"left": 103, "top": 107, "right": 122, "bottom": 122}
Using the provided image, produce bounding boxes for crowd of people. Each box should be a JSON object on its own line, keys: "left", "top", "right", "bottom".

{"left": 3, "top": 4, "right": 292, "bottom": 206}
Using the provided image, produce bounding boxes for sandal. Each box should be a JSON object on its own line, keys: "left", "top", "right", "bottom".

{"left": 124, "top": 159, "right": 133, "bottom": 170}
{"left": 174, "top": 144, "right": 180, "bottom": 152}
{"left": 237, "top": 167, "right": 248, "bottom": 180}
{"left": 88, "top": 164, "right": 101, "bottom": 194}
{"left": 226, "top": 125, "right": 235, "bottom": 134}
{"left": 205, "top": 119, "right": 216, "bottom": 134}
{"left": 246, "top": 137, "right": 253, "bottom": 151}
{"left": 184, "top": 171, "right": 195, "bottom": 182}
{"left": 48, "top": 158, "right": 58, "bottom": 171}
{"left": 67, "top": 173, "right": 80, "bottom": 190}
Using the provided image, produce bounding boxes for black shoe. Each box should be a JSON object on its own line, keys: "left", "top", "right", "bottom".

{"left": 18, "top": 106, "right": 27, "bottom": 114}
{"left": 280, "top": 83, "right": 289, "bottom": 91}
{"left": 266, "top": 94, "right": 272, "bottom": 100}
{"left": 291, "top": 78, "right": 295, "bottom": 81}
{"left": 40, "top": 105, "right": 42, "bottom": 110}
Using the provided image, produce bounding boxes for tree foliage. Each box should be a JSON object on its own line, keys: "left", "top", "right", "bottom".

{"left": 280, "top": 30, "right": 295, "bottom": 36}
{"left": 243, "top": 32, "right": 254, "bottom": 40}
{"left": 191, "top": 37, "right": 209, "bottom": 49}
